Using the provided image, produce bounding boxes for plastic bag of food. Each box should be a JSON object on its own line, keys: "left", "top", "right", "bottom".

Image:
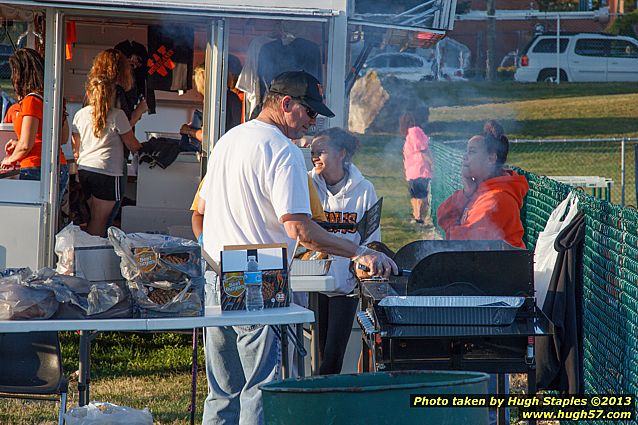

{"left": 108, "top": 227, "right": 202, "bottom": 282}
{"left": 55, "top": 223, "right": 112, "bottom": 276}
{"left": 0, "top": 272, "right": 59, "bottom": 320}
{"left": 64, "top": 401, "right": 153, "bottom": 425}
{"left": 3, "top": 268, "right": 130, "bottom": 319}
{"left": 130, "top": 276, "right": 205, "bottom": 317}
{"left": 108, "top": 227, "right": 204, "bottom": 317}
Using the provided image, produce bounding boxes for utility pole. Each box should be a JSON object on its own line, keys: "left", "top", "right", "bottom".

{"left": 486, "top": 0, "right": 496, "bottom": 80}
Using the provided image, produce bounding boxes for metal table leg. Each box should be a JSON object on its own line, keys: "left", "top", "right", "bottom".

{"left": 280, "top": 324, "right": 289, "bottom": 378}
{"left": 296, "top": 324, "right": 305, "bottom": 378}
{"left": 78, "top": 330, "right": 97, "bottom": 406}
{"left": 190, "top": 328, "right": 198, "bottom": 425}
{"left": 309, "top": 292, "right": 320, "bottom": 375}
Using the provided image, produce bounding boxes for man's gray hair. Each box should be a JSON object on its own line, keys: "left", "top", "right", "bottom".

{"left": 262, "top": 91, "right": 285, "bottom": 112}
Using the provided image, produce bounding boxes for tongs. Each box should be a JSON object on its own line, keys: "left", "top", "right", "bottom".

{"left": 356, "top": 263, "right": 412, "bottom": 277}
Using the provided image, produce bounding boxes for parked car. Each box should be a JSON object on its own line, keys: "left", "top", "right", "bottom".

{"left": 360, "top": 52, "right": 436, "bottom": 81}
{"left": 514, "top": 32, "right": 638, "bottom": 83}
{"left": 361, "top": 51, "right": 467, "bottom": 81}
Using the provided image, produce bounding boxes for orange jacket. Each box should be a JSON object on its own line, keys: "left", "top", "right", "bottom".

{"left": 437, "top": 169, "right": 529, "bottom": 248}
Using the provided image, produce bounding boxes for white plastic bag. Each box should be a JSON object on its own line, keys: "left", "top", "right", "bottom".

{"left": 64, "top": 401, "right": 153, "bottom": 425}
{"left": 534, "top": 192, "right": 579, "bottom": 309}
{"left": 55, "top": 223, "right": 111, "bottom": 276}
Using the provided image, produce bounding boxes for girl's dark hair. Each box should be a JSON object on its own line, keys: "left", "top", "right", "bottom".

{"left": 313, "top": 127, "right": 360, "bottom": 163}
{"left": 399, "top": 112, "right": 416, "bottom": 136}
{"left": 9, "top": 48, "right": 44, "bottom": 99}
{"left": 482, "top": 120, "right": 509, "bottom": 166}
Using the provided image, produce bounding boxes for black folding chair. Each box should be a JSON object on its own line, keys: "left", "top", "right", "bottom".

{"left": 0, "top": 332, "right": 68, "bottom": 425}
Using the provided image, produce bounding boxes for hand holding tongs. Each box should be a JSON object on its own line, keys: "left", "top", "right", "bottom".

{"left": 356, "top": 263, "right": 411, "bottom": 277}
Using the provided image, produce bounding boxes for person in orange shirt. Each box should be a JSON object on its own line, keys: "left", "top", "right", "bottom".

{"left": 437, "top": 121, "right": 528, "bottom": 248}
{"left": 1, "top": 48, "right": 69, "bottom": 202}
{"left": 3, "top": 103, "right": 19, "bottom": 124}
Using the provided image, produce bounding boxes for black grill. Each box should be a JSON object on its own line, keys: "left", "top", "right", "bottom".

{"left": 358, "top": 240, "right": 552, "bottom": 403}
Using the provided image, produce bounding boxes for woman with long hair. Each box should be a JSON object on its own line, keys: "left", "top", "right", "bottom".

{"left": 1, "top": 48, "right": 69, "bottom": 202}
{"left": 400, "top": 111, "right": 432, "bottom": 224}
{"left": 72, "top": 49, "right": 142, "bottom": 236}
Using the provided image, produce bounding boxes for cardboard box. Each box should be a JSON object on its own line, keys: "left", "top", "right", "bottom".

{"left": 220, "top": 243, "right": 290, "bottom": 311}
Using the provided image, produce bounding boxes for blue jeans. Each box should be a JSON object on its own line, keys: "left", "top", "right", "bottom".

{"left": 20, "top": 165, "right": 69, "bottom": 205}
{"left": 202, "top": 276, "right": 281, "bottom": 425}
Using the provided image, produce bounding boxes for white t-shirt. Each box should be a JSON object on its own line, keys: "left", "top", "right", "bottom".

{"left": 200, "top": 119, "right": 311, "bottom": 263}
{"left": 72, "top": 106, "right": 131, "bottom": 176}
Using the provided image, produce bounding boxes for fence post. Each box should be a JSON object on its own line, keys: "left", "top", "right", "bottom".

{"left": 556, "top": 14, "right": 561, "bottom": 85}
{"left": 621, "top": 138, "right": 626, "bottom": 207}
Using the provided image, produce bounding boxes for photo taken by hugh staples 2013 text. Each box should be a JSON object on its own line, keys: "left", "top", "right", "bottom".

{"left": 410, "top": 394, "right": 635, "bottom": 421}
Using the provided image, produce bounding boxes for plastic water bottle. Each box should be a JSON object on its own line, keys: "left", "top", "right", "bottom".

{"left": 245, "top": 256, "right": 264, "bottom": 311}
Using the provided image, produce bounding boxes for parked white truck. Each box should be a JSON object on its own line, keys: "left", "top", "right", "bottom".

{"left": 514, "top": 32, "right": 638, "bottom": 83}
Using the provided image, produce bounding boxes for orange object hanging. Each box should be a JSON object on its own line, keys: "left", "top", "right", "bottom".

{"left": 65, "top": 20, "right": 76, "bottom": 60}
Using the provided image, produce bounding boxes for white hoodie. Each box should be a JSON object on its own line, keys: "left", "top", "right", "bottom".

{"left": 310, "top": 163, "right": 380, "bottom": 294}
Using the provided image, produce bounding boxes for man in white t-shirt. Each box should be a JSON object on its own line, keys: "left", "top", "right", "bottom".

{"left": 197, "top": 71, "right": 396, "bottom": 425}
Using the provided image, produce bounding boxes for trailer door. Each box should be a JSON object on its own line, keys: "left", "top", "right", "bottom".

{"left": 0, "top": 6, "right": 64, "bottom": 270}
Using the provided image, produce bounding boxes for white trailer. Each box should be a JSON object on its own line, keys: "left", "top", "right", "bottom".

{"left": 0, "top": 0, "right": 456, "bottom": 270}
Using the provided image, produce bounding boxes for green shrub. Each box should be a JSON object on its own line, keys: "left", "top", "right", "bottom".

{"left": 607, "top": 10, "right": 638, "bottom": 38}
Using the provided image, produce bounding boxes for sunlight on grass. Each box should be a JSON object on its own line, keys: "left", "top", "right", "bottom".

{"left": 430, "top": 93, "right": 638, "bottom": 140}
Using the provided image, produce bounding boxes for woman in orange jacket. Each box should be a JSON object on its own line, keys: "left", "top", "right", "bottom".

{"left": 437, "top": 121, "right": 528, "bottom": 248}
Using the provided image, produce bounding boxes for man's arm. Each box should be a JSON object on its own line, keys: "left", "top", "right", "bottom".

{"left": 192, "top": 210, "right": 203, "bottom": 240}
{"left": 282, "top": 213, "right": 397, "bottom": 277}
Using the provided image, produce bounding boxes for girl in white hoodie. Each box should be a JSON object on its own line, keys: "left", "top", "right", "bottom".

{"left": 310, "top": 127, "right": 380, "bottom": 375}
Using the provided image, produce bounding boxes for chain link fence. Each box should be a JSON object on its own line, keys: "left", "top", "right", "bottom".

{"left": 508, "top": 138, "right": 638, "bottom": 207}
{"left": 434, "top": 138, "right": 638, "bottom": 208}
{"left": 431, "top": 140, "right": 638, "bottom": 414}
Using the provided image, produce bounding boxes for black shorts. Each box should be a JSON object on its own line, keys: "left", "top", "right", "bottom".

{"left": 79, "top": 170, "right": 121, "bottom": 201}
{"left": 408, "top": 178, "right": 430, "bottom": 199}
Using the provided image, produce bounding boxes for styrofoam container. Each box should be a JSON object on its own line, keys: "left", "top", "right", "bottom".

{"left": 290, "top": 257, "right": 333, "bottom": 276}
{"left": 290, "top": 275, "right": 337, "bottom": 292}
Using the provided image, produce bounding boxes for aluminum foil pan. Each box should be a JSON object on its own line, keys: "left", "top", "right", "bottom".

{"left": 289, "top": 257, "right": 333, "bottom": 276}
{"left": 379, "top": 296, "right": 525, "bottom": 326}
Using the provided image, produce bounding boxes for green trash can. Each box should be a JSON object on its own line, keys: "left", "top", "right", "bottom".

{"left": 261, "top": 370, "right": 489, "bottom": 425}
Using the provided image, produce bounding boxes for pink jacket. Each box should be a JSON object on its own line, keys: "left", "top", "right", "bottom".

{"left": 403, "top": 126, "right": 432, "bottom": 181}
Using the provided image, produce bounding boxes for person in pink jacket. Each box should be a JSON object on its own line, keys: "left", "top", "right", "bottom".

{"left": 400, "top": 112, "right": 432, "bottom": 224}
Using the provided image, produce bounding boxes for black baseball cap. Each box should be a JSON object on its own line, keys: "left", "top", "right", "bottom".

{"left": 268, "top": 71, "right": 335, "bottom": 118}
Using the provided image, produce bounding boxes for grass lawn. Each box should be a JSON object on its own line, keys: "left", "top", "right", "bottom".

{"left": 1, "top": 81, "right": 635, "bottom": 424}
{"left": 423, "top": 81, "right": 638, "bottom": 206}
